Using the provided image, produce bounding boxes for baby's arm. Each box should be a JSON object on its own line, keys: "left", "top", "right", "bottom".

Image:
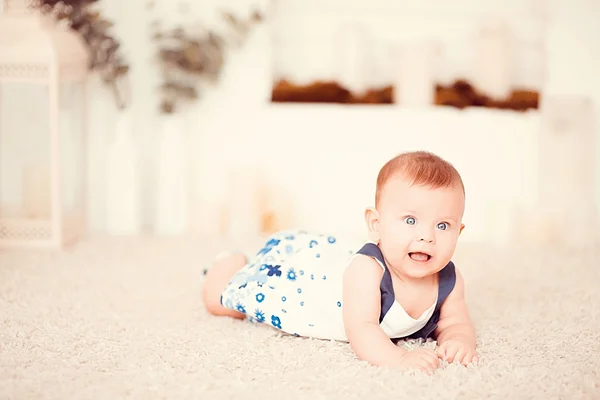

{"left": 343, "top": 256, "right": 438, "bottom": 372}
{"left": 434, "top": 267, "right": 478, "bottom": 365}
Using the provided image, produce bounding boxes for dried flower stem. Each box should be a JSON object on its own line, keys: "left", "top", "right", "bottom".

{"left": 34, "top": 0, "right": 130, "bottom": 110}
{"left": 152, "top": 9, "right": 262, "bottom": 114}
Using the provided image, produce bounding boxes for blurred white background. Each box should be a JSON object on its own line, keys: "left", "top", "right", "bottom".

{"left": 1, "top": 0, "right": 599, "bottom": 247}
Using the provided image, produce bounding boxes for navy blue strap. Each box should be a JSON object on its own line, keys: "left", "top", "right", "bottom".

{"left": 435, "top": 261, "right": 456, "bottom": 311}
{"left": 355, "top": 243, "right": 395, "bottom": 323}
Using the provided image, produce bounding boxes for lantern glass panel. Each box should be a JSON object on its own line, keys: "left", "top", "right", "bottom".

{"left": 59, "top": 81, "right": 86, "bottom": 227}
{"left": 0, "top": 81, "right": 51, "bottom": 224}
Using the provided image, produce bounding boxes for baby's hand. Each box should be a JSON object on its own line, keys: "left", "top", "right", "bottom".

{"left": 397, "top": 348, "right": 440, "bottom": 374}
{"left": 437, "top": 339, "right": 478, "bottom": 366}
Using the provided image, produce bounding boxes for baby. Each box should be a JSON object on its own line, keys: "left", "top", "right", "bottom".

{"left": 202, "top": 151, "right": 477, "bottom": 373}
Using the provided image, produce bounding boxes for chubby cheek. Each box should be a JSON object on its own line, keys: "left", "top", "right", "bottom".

{"left": 434, "top": 234, "right": 459, "bottom": 259}
{"left": 379, "top": 224, "right": 411, "bottom": 260}
{"left": 378, "top": 222, "right": 396, "bottom": 242}
{"left": 379, "top": 242, "right": 407, "bottom": 267}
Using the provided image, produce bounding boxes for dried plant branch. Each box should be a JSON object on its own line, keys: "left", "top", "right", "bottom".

{"left": 152, "top": 8, "right": 263, "bottom": 114}
{"left": 33, "top": 0, "right": 130, "bottom": 110}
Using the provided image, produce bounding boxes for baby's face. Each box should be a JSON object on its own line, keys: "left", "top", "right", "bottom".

{"left": 376, "top": 176, "right": 465, "bottom": 280}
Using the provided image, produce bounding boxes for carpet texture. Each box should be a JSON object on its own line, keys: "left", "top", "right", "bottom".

{"left": 1, "top": 236, "right": 599, "bottom": 400}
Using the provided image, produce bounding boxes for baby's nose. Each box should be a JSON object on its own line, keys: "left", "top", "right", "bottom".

{"left": 416, "top": 228, "right": 435, "bottom": 243}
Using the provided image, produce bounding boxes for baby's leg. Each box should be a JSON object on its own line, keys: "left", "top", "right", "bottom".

{"left": 202, "top": 253, "right": 247, "bottom": 319}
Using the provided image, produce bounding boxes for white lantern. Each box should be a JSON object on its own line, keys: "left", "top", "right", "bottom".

{"left": 0, "top": 0, "right": 89, "bottom": 249}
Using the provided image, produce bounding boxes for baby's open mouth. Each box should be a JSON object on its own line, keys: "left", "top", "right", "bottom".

{"left": 409, "top": 252, "right": 431, "bottom": 262}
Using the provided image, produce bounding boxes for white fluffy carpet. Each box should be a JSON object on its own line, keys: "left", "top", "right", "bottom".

{"left": 1, "top": 236, "right": 599, "bottom": 399}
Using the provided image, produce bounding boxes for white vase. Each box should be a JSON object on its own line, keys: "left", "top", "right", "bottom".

{"left": 189, "top": 111, "right": 227, "bottom": 238}
{"left": 154, "top": 115, "right": 190, "bottom": 236}
{"left": 225, "top": 166, "right": 262, "bottom": 243}
{"left": 222, "top": 22, "right": 273, "bottom": 107}
{"left": 86, "top": 73, "right": 112, "bottom": 232}
{"left": 105, "top": 111, "right": 141, "bottom": 235}
{"left": 336, "top": 23, "right": 370, "bottom": 95}
{"left": 473, "top": 22, "right": 511, "bottom": 100}
{"left": 394, "top": 41, "right": 437, "bottom": 107}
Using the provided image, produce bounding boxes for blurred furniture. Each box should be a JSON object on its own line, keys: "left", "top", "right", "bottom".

{"left": 0, "top": 0, "right": 89, "bottom": 249}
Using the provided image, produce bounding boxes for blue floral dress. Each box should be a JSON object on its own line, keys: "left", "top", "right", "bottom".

{"left": 220, "top": 229, "right": 357, "bottom": 341}
{"left": 219, "top": 229, "right": 458, "bottom": 342}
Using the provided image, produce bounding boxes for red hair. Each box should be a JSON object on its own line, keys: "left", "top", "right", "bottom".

{"left": 375, "top": 151, "right": 465, "bottom": 206}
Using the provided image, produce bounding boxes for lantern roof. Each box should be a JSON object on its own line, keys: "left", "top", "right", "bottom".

{"left": 0, "top": 0, "right": 90, "bottom": 83}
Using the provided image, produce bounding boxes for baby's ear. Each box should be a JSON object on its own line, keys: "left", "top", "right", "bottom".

{"left": 459, "top": 223, "right": 465, "bottom": 234}
{"left": 364, "top": 207, "right": 380, "bottom": 243}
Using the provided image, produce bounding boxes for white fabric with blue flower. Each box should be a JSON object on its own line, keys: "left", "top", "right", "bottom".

{"left": 220, "top": 229, "right": 357, "bottom": 341}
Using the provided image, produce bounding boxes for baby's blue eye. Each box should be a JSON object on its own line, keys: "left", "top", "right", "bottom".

{"left": 404, "top": 217, "right": 416, "bottom": 225}
{"left": 437, "top": 222, "right": 448, "bottom": 230}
